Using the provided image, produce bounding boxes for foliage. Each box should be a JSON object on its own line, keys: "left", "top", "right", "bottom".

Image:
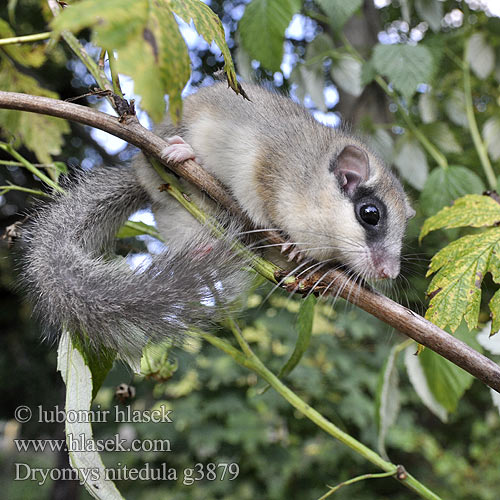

{"left": 51, "top": 0, "right": 238, "bottom": 123}
{"left": 274, "top": 294, "right": 315, "bottom": 380}
{"left": 0, "top": 23, "right": 69, "bottom": 164}
{"left": 420, "top": 194, "right": 500, "bottom": 334}
{"left": 239, "top": 0, "right": 301, "bottom": 72}
{"left": 372, "top": 43, "right": 436, "bottom": 101}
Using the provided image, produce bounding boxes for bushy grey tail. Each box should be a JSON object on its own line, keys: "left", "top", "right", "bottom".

{"left": 19, "top": 166, "right": 249, "bottom": 357}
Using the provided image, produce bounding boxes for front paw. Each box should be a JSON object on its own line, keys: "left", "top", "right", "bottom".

{"left": 281, "top": 242, "right": 305, "bottom": 262}
{"left": 160, "top": 136, "right": 196, "bottom": 163}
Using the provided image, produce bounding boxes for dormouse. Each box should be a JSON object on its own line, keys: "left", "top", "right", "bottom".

{"left": 21, "top": 82, "right": 414, "bottom": 356}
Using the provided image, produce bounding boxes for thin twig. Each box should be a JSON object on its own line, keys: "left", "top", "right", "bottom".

{"left": 0, "top": 31, "right": 51, "bottom": 46}
{"left": 47, "top": 0, "right": 115, "bottom": 108}
{"left": 463, "top": 44, "right": 497, "bottom": 189}
{"left": 201, "top": 324, "right": 441, "bottom": 500}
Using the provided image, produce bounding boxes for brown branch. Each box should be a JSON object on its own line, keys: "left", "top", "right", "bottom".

{"left": 1, "top": 90, "right": 499, "bottom": 394}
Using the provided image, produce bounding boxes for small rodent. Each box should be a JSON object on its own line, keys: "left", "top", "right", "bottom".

{"left": 20, "top": 82, "right": 414, "bottom": 357}
{"left": 137, "top": 82, "right": 414, "bottom": 280}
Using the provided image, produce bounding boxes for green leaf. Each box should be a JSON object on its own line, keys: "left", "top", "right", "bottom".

{"left": 57, "top": 333, "right": 123, "bottom": 499}
{"left": 291, "top": 32, "right": 334, "bottom": 110}
{"left": 235, "top": 41, "right": 254, "bottom": 83}
{"left": 483, "top": 116, "right": 500, "bottom": 161}
{"left": 69, "top": 333, "right": 116, "bottom": 400}
{"left": 477, "top": 322, "right": 500, "bottom": 353}
{"left": 444, "top": 88, "right": 468, "bottom": 127}
{"left": 290, "top": 63, "right": 326, "bottom": 111}
{"left": 425, "top": 228, "right": 500, "bottom": 332}
{"left": 141, "top": 342, "right": 178, "bottom": 380}
{"left": 415, "top": 0, "right": 443, "bottom": 32}
{"left": 360, "top": 60, "right": 376, "bottom": 86}
{"left": 0, "top": 60, "right": 70, "bottom": 163}
{"left": 418, "top": 92, "right": 438, "bottom": 124}
{"left": 372, "top": 43, "right": 435, "bottom": 100}
{"left": 117, "top": 221, "right": 162, "bottom": 240}
{"left": 375, "top": 344, "right": 401, "bottom": 457}
{"left": 20, "top": 112, "right": 70, "bottom": 164}
{"left": 50, "top": 161, "right": 68, "bottom": 183}
{"left": 422, "top": 194, "right": 500, "bottom": 335}
{"left": 52, "top": 0, "right": 191, "bottom": 122}
{"left": 419, "top": 326, "right": 480, "bottom": 412}
{"left": 316, "top": 0, "right": 363, "bottom": 31}
{"left": 419, "top": 166, "right": 485, "bottom": 217}
{"left": 8, "top": 0, "right": 18, "bottom": 25}
{"left": 422, "top": 123, "right": 462, "bottom": 154}
{"left": 420, "top": 194, "right": 500, "bottom": 240}
{"left": 405, "top": 345, "right": 448, "bottom": 421}
{"left": 239, "top": 0, "right": 301, "bottom": 72}
{"left": 365, "top": 128, "right": 394, "bottom": 164}
{"left": 393, "top": 136, "right": 428, "bottom": 190}
{"left": 53, "top": 161, "right": 68, "bottom": 174}
{"left": 169, "top": 0, "right": 238, "bottom": 93}
{"left": 330, "top": 53, "right": 364, "bottom": 97}
{"left": 306, "top": 32, "right": 334, "bottom": 59}
{"left": 492, "top": 389, "right": 500, "bottom": 414}
{"left": 0, "top": 18, "right": 46, "bottom": 67}
{"left": 467, "top": 33, "right": 495, "bottom": 80}
{"left": 490, "top": 290, "right": 500, "bottom": 334}
{"left": 277, "top": 295, "right": 316, "bottom": 379}
{"left": 495, "top": 47, "right": 500, "bottom": 84}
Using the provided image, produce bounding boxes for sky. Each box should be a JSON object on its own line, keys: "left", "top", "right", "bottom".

{"left": 477, "top": 0, "right": 500, "bottom": 16}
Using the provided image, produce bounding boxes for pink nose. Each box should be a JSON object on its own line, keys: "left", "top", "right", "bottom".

{"left": 371, "top": 250, "right": 400, "bottom": 279}
{"left": 377, "top": 267, "right": 391, "bottom": 279}
{"left": 376, "top": 265, "right": 399, "bottom": 280}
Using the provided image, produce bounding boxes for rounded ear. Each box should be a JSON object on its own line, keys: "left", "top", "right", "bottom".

{"left": 330, "top": 145, "right": 370, "bottom": 197}
{"left": 405, "top": 204, "right": 416, "bottom": 219}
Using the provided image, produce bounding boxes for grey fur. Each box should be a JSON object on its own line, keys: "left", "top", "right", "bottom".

{"left": 19, "top": 166, "right": 248, "bottom": 357}
{"left": 136, "top": 82, "right": 414, "bottom": 281}
{"left": 19, "top": 82, "right": 413, "bottom": 357}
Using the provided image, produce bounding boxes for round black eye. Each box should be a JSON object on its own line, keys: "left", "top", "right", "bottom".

{"left": 359, "top": 204, "right": 380, "bottom": 226}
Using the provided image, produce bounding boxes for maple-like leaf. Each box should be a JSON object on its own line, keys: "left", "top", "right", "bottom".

{"left": 421, "top": 194, "right": 500, "bottom": 334}
{"left": 52, "top": 0, "right": 238, "bottom": 123}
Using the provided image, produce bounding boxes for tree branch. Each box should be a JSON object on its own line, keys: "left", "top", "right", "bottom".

{"left": 1, "top": 90, "right": 499, "bottom": 394}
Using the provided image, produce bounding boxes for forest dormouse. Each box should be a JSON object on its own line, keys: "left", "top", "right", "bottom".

{"left": 20, "top": 82, "right": 414, "bottom": 356}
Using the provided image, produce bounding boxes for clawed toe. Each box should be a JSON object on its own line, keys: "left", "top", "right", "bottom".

{"left": 280, "top": 242, "right": 304, "bottom": 262}
{"left": 167, "top": 135, "right": 186, "bottom": 146}
{"left": 160, "top": 137, "right": 196, "bottom": 163}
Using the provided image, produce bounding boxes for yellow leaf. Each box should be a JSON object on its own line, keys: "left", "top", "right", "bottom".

{"left": 0, "top": 19, "right": 47, "bottom": 68}
{"left": 0, "top": 60, "right": 69, "bottom": 162}
{"left": 420, "top": 194, "right": 500, "bottom": 241}
{"left": 52, "top": 0, "right": 191, "bottom": 122}
{"left": 490, "top": 289, "right": 500, "bottom": 335}
{"left": 425, "top": 228, "right": 500, "bottom": 332}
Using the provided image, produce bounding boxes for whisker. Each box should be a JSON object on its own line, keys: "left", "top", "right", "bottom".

{"left": 261, "top": 259, "right": 318, "bottom": 305}
{"left": 237, "top": 228, "right": 283, "bottom": 236}
{"left": 320, "top": 268, "right": 349, "bottom": 300}
{"left": 305, "top": 266, "right": 341, "bottom": 298}
{"left": 286, "top": 260, "right": 339, "bottom": 303}
{"left": 294, "top": 229, "right": 366, "bottom": 249}
{"left": 252, "top": 241, "right": 310, "bottom": 250}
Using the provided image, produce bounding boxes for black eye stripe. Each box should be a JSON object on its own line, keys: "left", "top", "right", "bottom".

{"left": 352, "top": 193, "right": 388, "bottom": 243}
